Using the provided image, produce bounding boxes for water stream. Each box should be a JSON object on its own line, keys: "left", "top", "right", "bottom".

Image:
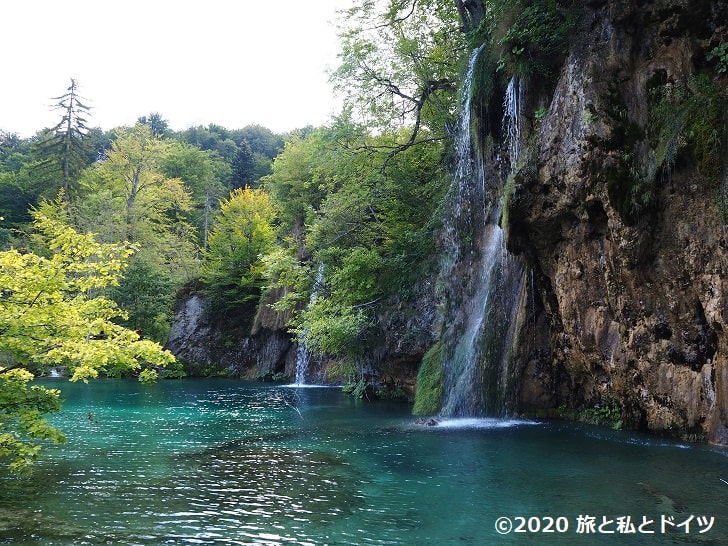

{"left": 1, "top": 379, "right": 726, "bottom": 545}
{"left": 294, "top": 263, "right": 324, "bottom": 386}
{"left": 438, "top": 52, "right": 525, "bottom": 417}
{"left": 503, "top": 75, "right": 523, "bottom": 172}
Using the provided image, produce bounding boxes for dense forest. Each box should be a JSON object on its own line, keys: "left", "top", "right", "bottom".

{"left": 2, "top": 0, "right": 728, "bottom": 473}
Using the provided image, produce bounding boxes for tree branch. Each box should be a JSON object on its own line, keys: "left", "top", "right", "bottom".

{"left": 352, "top": 297, "right": 382, "bottom": 310}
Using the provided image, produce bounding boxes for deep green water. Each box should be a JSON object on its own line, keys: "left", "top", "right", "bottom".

{"left": 1, "top": 379, "right": 726, "bottom": 545}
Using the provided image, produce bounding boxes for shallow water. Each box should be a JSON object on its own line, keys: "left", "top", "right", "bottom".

{"left": 1, "top": 379, "right": 726, "bottom": 545}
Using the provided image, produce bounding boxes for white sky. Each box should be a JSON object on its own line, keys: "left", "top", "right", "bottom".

{"left": 2, "top": 0, "right": 351, "bottom": 137}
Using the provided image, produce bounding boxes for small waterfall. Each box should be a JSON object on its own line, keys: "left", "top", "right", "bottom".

{"left": 438, "top": 58, "right": 525, "bottom": 417}
{"left": 503, "top": 75, "right": 523, "bottom": 172}
{"left": 453, "top": 44, "right": 486, "bottom": 201}
{"left": 294, "top": 263, "right": 324, "bottom": 385}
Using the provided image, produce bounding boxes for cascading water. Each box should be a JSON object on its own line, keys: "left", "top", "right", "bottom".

{"left": 294, "top": 263, "right": 324, "bottom": 385}
{"left": 438, "top": 50, "right": 525, "bottom": 417}
{"left": 503, "top": 75, "right": 523, "bottom": 172}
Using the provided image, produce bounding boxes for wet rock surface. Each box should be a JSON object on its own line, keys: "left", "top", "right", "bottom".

{"left": 505, "top": 0, "right": 728, "bottom": 443}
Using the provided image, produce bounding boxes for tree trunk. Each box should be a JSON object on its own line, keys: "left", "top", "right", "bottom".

{"left": 454, "top": 0, "right": 485, "bottom": 33}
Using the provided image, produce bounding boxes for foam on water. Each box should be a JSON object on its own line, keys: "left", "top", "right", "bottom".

{"left": 412, "top": 417, "right": 541, "bottom": 430}
{"left": 438, "top": 417, "right": 540, "bottom": 429}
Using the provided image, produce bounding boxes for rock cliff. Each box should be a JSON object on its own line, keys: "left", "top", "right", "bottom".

{"left": 166, "top": 289, "right": 296, "bottom": 379}
{"left": 166, "top": 0, "right": 728, "bottom": 444}
{"left": 505, "top": 0, "right": 728, "bottom": 443}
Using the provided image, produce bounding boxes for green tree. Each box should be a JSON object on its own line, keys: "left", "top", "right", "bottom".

{"left": 0, "top": 367, "right": 64, "bottom": 475}
{"left": 137, "top": 112, "right": 170, "bottom": 137}
{"left": 235, "top": 124, "right": 284, "bottom": 159}
{"left": 0, "top": 207, "right": 174, "bottom": 473}
{"left": 50, "top": 79, "right": 92, "bottom": 193}
{"left": 176, "top": 124, "right": 239, "bottom": 165}
{"left": 160, "top": 141, "right": 230, "bottom": 250}
{"left": 333, "top": 0, "right": 464, "bottom": 152}
{"left": 263, "top": 129, "right": 335, "bottom": 231}
{"left": 230, "top": 139, "right": 257, "bottom": 188}
{"left": 76, "top": 123, "right": 199, "bottom": 280}
{"left": 202, "top": 187, "right": 276, "bottom": 326}
{"left": 74, "top": 125, "right": 200, "bottom": 341}
{"left": 264, "top": 120, "right": 447, "bottom": 360}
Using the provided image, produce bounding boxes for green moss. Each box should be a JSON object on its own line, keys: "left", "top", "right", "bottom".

{"left": 412, "top": 342, "right": 444, "bottom": 416}
{"left": 499, "top": 172, "right": 517, "bottom": 244}
{"left": 496, "top": 0, "right": 581, "bottom": 81}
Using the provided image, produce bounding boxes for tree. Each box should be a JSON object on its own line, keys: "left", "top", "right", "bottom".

{"left": 160, "top": 141, "right": 230, "bottom": 251}
{"left": 234, "top": 124, "right": 284, "bottom": 160}
{"left": 49, "top": 79, "right": 92, "bottom": 193}
{"left": 264, "top": 120, "right": 448, "bottom": 361}
{"left": 76, "top": 123, "right": 199, "bottom": 280}
{"left": 0, "top": 367, "right": 64, "bottom": 474}
{"left": 137, "top": 112, "right": 169, "bottom": 137}
{"left": 202, "top": 187, "right": 276, "bottom": 325}
{"left": 73, "top": 124, "right": 200, "bottom": 342}
{"left": 176, "top": 124, "right": 239, "bottom": 164}
{"left": 230, "top": 139, "right": 257, "bottom": 188}
{"left": 332, "top": 0, "right": 465, "bottom": 154}
{"left": 0, "top": 204, "right": 174, "bottom": 473}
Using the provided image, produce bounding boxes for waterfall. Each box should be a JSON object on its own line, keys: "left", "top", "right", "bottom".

{"left": 503, "top": 76, "right": 523, "bottom": 172}
{"left": 294, "top": 263, "right": 324, "bottom": 385}
{"left": 437, "top": 55, "right": 525, "bottom": 417}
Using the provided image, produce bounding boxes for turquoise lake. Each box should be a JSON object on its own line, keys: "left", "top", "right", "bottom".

{"left": 1, "top": 379, "right": 726, "bottom": 545}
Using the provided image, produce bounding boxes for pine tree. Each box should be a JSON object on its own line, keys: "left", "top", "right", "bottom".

{"left": 49, "top": 78, "right": 92, "bottom": 193}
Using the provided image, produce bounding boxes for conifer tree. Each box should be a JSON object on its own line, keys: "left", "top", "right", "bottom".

{"left": 49, "top": 78, "right": 92, "bottom": 193}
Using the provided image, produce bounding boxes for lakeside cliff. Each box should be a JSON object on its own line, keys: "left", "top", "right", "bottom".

{"left": 168, "top": 0, "right": 728, "bottom": 444}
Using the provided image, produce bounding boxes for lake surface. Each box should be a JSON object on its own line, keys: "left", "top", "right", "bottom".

{"left": 1, "top": 379, "right": 726, "bottom": 545}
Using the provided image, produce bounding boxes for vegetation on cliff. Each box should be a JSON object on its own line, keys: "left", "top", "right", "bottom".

{"left": 2, "top": 0, "right": 728, "bottom": 472}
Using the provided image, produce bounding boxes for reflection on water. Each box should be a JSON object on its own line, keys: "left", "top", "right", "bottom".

{"left": 1, "top": 379, "right": 726, "bottom": 545}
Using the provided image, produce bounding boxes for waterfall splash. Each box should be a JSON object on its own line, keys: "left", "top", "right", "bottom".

{"left": 294, "top": 263, "right": 324, "bottom": 386}
{"left": 438, "top": 54, "right": 525, "bottom": 417}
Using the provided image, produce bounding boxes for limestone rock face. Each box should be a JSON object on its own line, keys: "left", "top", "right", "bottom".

{"left": 505, "top": 0, "right": 728, "bottom": 443}
{"left": 166, "top": 292, "right": 296, "bottom": 379}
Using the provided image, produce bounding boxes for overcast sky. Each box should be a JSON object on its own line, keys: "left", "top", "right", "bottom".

{"left": 2, "top": 0, "right": 351, "bottom": 137}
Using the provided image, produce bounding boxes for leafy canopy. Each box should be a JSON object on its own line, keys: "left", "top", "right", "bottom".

{"left": 202, "top": 186, "right": 277, "bottom": 318}
{"left": 0, "top": 207, "right": 174, "bottom": 473}
{"left": 263, "top": 119, "right": 447, "bottom": 361}
{"left": 0, "top": 367, "right": 65, "bottom": 474}
{"left": 0, "top": 208, "right": 175, "bottom": 381}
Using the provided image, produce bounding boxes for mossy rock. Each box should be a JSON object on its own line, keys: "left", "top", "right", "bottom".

{"left": 412, "top": 342, "right": 444, "bottom": 416}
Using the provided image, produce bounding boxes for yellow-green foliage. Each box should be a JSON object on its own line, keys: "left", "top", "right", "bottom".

{"left": 202, "top": 186, "right": 276, "bottom": 310}
{"left": 0, "top": 211, "right": 174, "bottom": 473}
{"left": 0, "top": 212, "right": 174, "bottom": 379}
{"left": 412, "top": 342, "right": 444, "bottom": 415}
{"left": 0, "top": 368, "right": 65, "bottom": 474}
